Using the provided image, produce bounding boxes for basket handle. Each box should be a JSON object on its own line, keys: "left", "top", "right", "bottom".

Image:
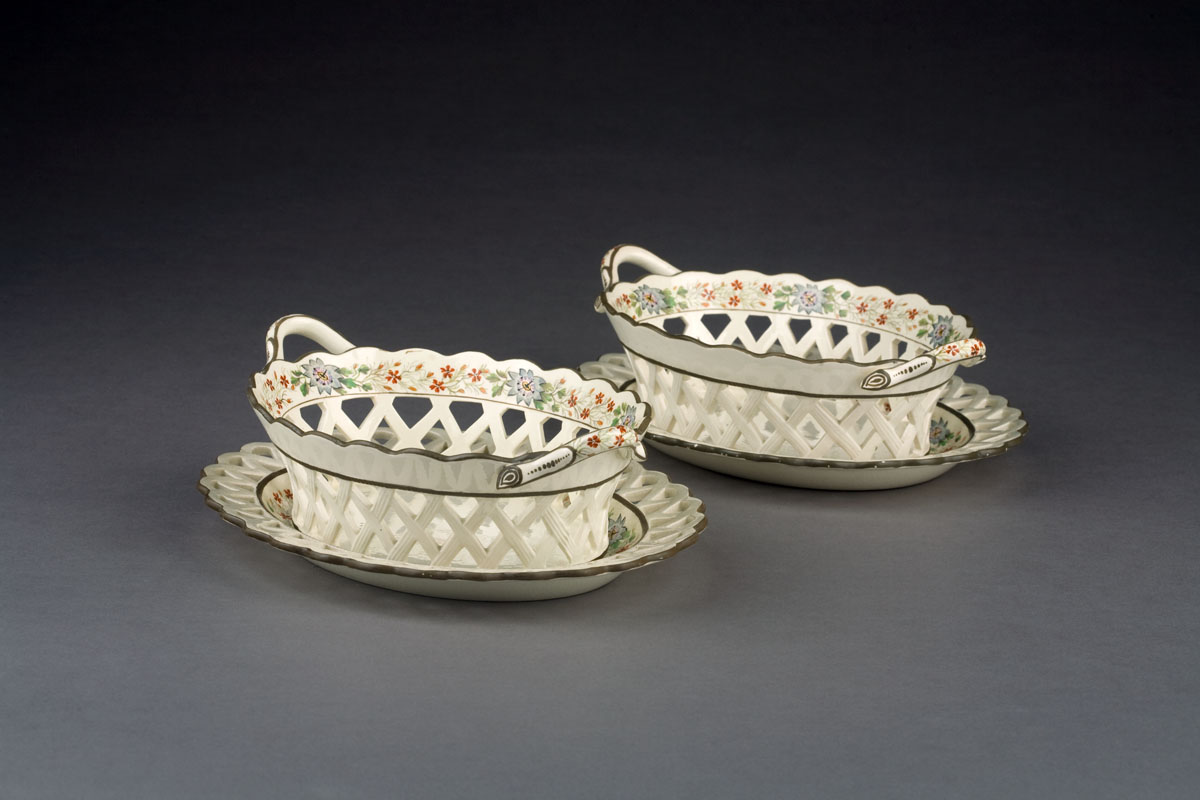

{"left": 861, "top": 338, "right": 986, "bottom": 391}
{"left": 264, "top": 314, "right": 357, "bottom": 364}
{"left": 600, "top": 245, "right": 681, "bottom": 290}
{"left": 495, "top": 421, "right": 648, "bottom": 489}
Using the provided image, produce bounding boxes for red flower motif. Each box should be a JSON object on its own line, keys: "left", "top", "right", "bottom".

{"left": 856, "top": 302, "right": 869, "bottom": 313}
{"left": 730, "top": 295, "right": 741, "bottom": 306}
{"left": 284, "top": 489, "right": 293, "bottom": 499}
{"left": 594, "top": 392, "right": 605, "bottom": 405}
{"left": 614, "top": 434, "right": 625, "bottom": 446}
{"left": 944, "top": 343, "right": 960, "bottom": 357}
{"left": 760, "top": 282, "right": 772, "bottom": 293}
{"left": 607, "top": 400, "right": 615, "bottom": 412}
{"left": 587, "top": 435, "right": 601, "bottom": 448}
{"left": 580, "top": 407, "right": 590, "bottom": 419}
{"left": 700, "top": 287, "right": 716, "bottom": 301}
{"left": 907, "top": 308, "right": 920, "bottom": 320}
{"left": 278, "top": 374, "right": 290, "bottom": 388}
{"left": 876, "top": 314, "right": 888, "bottom": 325}
{"left": 273, "top": 398, "right": 285, "bottom": 412}
{"left": 264, "top": 378, "right": 275, "bottom": 391}
{"left": 468, "top": 368, "right": 484, "bottom": 382}
{"left": 429, "top": 379, "right": 446, "bottom": 392}
{"left": 385, "top": 370, "right": 401, "bottom": 384}
{"left": 567, "top": 393, "right": 578, "bottom": 407}
{"left": 883, "top": 299, "right": 894, "bottom": 310}
{"left": 731, "top": 279, "right": 744, "bottom": 290}
{"left": 272, "top": 492, "right": 282, "bottom": 504}
{"left": 440, "top": 365, "right": 455, "bottom": 378}
{"left": 969, "top": 341, "right": 982, "bottom": 355}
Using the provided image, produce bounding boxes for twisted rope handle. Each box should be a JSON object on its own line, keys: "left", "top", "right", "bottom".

{"left": 600, "top": 244, "right": 682, "bottom": 290}
{"left": 495, "top": 418, "right": 648, "bottom": 489}
{"left": 861, "top": 338, "right": 987, "bottom": 391}
{"left": 264, "top": 315, "right": 357, "bottom": 365}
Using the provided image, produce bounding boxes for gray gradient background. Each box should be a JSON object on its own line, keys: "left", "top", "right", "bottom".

{"left": 4, "top": 4, "right": 1199, "bottom": 798}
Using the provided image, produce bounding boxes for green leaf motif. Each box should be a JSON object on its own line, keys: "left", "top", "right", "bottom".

{"left": 773, "top": 301, "right": 786, "bottom": 310}
{"left": 491, "top": 384, "right": 503, "bottom": 397}
{"left": 841, "top": 290, "right": 851, "bottom": 299}
{"left": 358, "top": 365, "right": 369, "bottom": 373}
{"left": 299, "top": 384, "right": 309, "bottom": 397}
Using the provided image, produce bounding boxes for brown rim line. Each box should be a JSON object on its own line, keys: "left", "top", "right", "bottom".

{"left": 621, "top": 344, "right": 957, "bottom": 399}
{"left": 597, "top": 270, "right": 978, "bottom": 371}
{"left": 196, "top": 462, "right": 707, "bottom": 583}
{"left": 648, "top": 412, "right": 1022, "bottom": 470}
{"left": 269, "top": 443, "right": 631, "bottom": 498}
{"left": 252, "top": 467, "right": 654, "bottom": 555}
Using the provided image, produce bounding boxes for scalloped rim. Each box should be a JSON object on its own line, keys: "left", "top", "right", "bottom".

{"left": 598, "top": 260, "right": 978, "bottom": 370}
{"left": 247, "top": 343, "right": 652, "bottom": 487}
{"left": 198, "top": 452, "right": 707, "bottom": 582}
{"left": 646, "top": 404, "right": 1025, "bottom": 470}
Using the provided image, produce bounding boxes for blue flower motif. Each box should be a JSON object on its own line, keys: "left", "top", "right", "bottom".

{"left": 615, "top": 406, "right": 638, "bottom": 429}
{"left": 604, "top": 514, "right": 634, "bottom": 555}
{"left": 304, "top": 358, "right": 343, "bottom": 395}
{"left": 632, "top": 285, "right": 668, "bottom": 314}
{"left": 927, "top": 315, "right": 954, "bottom": 347}
{"left": 607, "top": 515, "right": 627, "bottom": 539}
{"left": 505, "top": 368, "right": 547, "bottom": 406}
{"left": 928, "top": 417, "right": 950, "bottom": 444}
{"left": 791, "top": 283, "right": 823, "bottom": 314}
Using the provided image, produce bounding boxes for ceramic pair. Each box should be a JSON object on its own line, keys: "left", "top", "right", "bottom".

{"left": 595, "top": 245, "right": 988, "bottom": 464}
{"left": 248, "top": 314, "right": 650, "bottom": 571}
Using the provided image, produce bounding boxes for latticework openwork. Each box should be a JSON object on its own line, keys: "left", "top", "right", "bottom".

{"left": 280, "top": 456, "right": 612, "bottom": 569}
{"left": 625, "top": 351, "right": 940, "bottom": 460}
{"left": 198, "top": 443, "right": 707, "bottom": 583}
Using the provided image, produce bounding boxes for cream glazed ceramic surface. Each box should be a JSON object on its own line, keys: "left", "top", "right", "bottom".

{"left": 198, "top": 444, "right": 707, "bottom": 601}
{"left": 248, "top": 315, "right": 651, "bottom": 571}
{"left": 580, "top": 353, "right": 1026, "bottom": 490}
{"left": 595, "top": 245, "right": 988, "bottom": 462}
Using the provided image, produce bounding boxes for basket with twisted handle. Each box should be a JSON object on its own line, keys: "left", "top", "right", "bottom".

{"left": 595, "top": 246, "right": 985, "bottom": 462}
{"left": 248, "top": 315, "right": 649, "bottom": 570}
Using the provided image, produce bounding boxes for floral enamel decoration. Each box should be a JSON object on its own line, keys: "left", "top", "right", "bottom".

{"left": 505, "top": 368, "right": 549, "bottom": 407}
{"left": 603, "top": 514, "right": 637, "bottom": 556}
{"left": 614, "top": 279, "right": 964, "bottom": 346}
{"left": 262, "top": 487, "right": 294, "bottom": 521}
{"left": 304, "top": 358, "right": 343, "bottom": 394}
{"left": 258, "top": 354, "right": 639, "bottom": 431}
{"left": 927, "top": 416, "right": 964, "bottom": 455}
